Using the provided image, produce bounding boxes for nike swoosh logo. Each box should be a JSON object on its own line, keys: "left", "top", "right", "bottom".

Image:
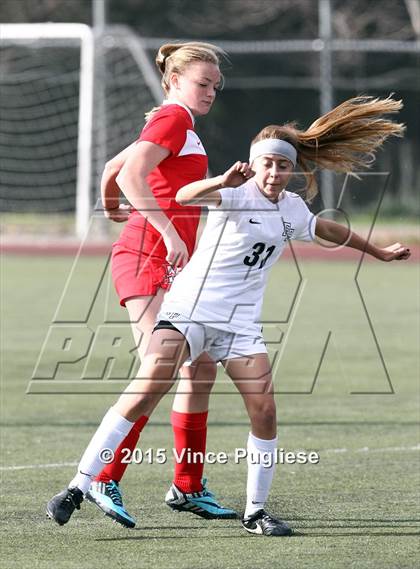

{"left": 249, "top": 219, "right": 261, "bottom": 224}
{"left": 243, "top": 522, "right": 264, "bottom": 535}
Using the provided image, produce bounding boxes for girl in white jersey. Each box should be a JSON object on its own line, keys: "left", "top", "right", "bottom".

{"left": 47, "top": 95, "right": 410, "bottom": 536}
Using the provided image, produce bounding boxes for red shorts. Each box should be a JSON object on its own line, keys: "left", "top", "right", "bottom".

{"left": 112, "top": 214, "right": 197, "bottom": 306}
{"left": 111, "top": 244, "right": 170, "bottom": 306}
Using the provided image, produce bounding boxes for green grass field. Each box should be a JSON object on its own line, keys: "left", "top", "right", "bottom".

{"left": 1, "top": 254, "right": 419, "bottom": 569}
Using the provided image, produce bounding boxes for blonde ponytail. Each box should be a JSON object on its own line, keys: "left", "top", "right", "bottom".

{"left": 253, "top": 95, "right": 405, "bottom": 201}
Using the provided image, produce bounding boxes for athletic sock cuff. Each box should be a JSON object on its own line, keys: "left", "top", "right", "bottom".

{"left": 104, "top": 406, "right": 135, "bottom": 437}
{"left": 133, "top": 415, "right": 149, "bottom": 434}
{"left": 171, "top": 410, "right": 208, "bottom": 429}
{"left": 248, "top": 432, "right": 278, "bottom": 452}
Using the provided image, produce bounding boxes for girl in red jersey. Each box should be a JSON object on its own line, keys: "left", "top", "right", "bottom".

{"left": 86, "top": 42, "right": 236, "bottom": 527}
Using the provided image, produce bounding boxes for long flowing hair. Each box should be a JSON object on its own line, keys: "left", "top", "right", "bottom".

{"left": 252, "top": 95, "right": 405, "bottom": 200}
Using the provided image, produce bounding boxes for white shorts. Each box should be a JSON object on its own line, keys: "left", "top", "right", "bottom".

{"left": 154, "top": 313, "right": 267, "bottom": 363}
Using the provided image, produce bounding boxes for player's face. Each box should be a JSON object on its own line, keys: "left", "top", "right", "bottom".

{"left": 169, "top": 62, "right": 222, "bottom": 116}
{"left": 253, "top": 154, "right": 294, "bottom": 203}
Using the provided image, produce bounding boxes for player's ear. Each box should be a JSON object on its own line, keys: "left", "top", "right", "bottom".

{"left": 169, "top": 72, "right": 180, "bottom": 91}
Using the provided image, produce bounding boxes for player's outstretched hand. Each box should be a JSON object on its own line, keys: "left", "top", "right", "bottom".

{"left": 377, "top": 242, "right": 411, "bottom": 262}
{"left": 104, "top": 204, "right": 132, "bottom": 222}
{"left": 220, "top": 161, "right": 254, "bottom": 188}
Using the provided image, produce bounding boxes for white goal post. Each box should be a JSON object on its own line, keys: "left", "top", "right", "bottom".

{"left": 0, "top": 23, "right": 165, "bottom": 240}
{"left": 0, "top": 23, "right": 93, "bottom": 239}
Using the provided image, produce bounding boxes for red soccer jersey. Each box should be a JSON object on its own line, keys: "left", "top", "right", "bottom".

{"left": 121, "top": 102, "right": 208, "bottom": 257}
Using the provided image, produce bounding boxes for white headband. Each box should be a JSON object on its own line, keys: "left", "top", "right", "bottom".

{"left": 249, "top": 138, "right": 297, "bottom": 167}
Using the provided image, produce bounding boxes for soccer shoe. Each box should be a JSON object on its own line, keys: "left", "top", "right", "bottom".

{"left": 165, "top": 479, "right": 237, "bottom": 519}
{"left": 242, "top": 509, "right": 293, "bottom": 536}
{"left": 46, "top": 487, "right": 84, "bottom": 526}
{"left": 85, "top": 481, "right": 136, "bottom": 528}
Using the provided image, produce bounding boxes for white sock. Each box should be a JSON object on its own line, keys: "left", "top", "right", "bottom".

{"left": 244, "top": 432, "right": 278, "bottom": 519}
{"left": 69, "top": 407, "right": 134, "bottom": 494}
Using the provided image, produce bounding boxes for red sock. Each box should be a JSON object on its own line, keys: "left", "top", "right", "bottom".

{"left": 171, "top": 410, "right": 208, "bottom": 493}
{"left": 94, "top": 415, "right": 149, "bottom": 483}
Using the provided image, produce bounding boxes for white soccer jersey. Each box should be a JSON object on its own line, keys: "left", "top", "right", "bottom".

{"left": 160, "top": 179, "right": 316, "bottom": 334}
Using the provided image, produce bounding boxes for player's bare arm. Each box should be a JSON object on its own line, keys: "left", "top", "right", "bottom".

{"left": 101, "top": 142, "right": 137, "bottom": 221}
{"left": 116, "top": 140, "right": 189, "bottom": 267}
{"left": 176, "top": 161, "right": 254, "bottom": 206}
{"left": 315, "top": 217, "right": 411, "bottom": 261}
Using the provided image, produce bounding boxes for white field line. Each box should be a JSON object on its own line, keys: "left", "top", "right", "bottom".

{"left": 0, "top": 461, "right": 78, "bottom": 471}
{"left": 1, "top": 444, "right": 419, "bottom": 472}
{"left": 323, "top": 444, "right": 420, "bottom": 454}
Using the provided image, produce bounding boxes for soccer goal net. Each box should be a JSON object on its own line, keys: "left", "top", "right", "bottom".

{"left": 0, "top": 24, "right": 161, "bottom": 239}
{"left": 2, "top": 23, "right": 418, "bottom": 242}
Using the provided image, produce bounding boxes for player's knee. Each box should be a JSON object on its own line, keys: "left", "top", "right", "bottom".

{"left": 196, "top": 365, "right": 217, "bottom": 386}
{"left": 190, "top": 367, "right": 216, "bottom": 393}
{"left": 248, "top": 400, "right": 277, "bottom": 431}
